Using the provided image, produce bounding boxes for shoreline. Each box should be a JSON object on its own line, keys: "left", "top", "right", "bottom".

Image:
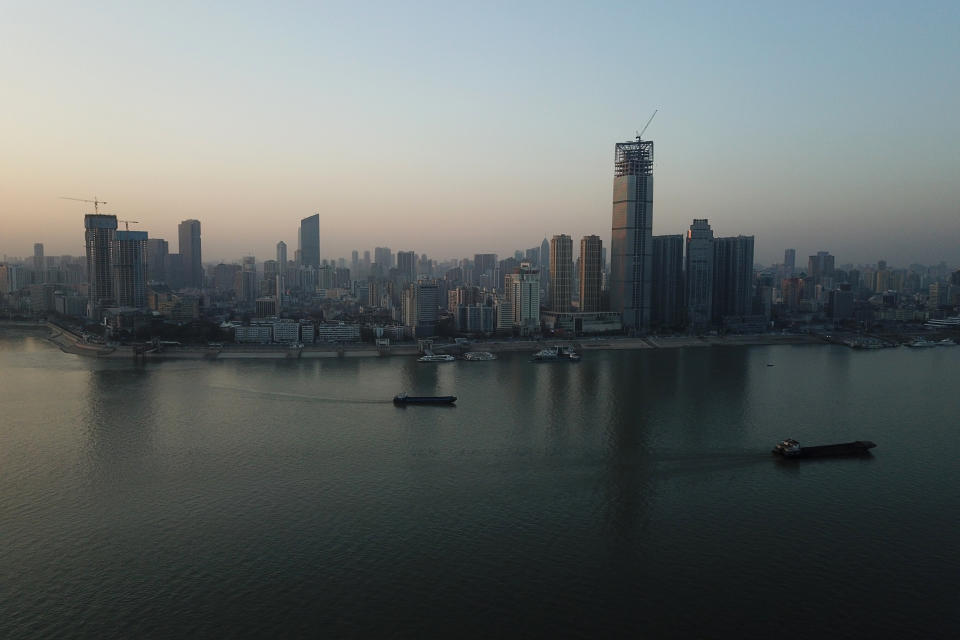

{"left": 24, "top": 322, "right": 826, "bottom": 360}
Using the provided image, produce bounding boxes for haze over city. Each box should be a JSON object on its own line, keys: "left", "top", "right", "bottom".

{"left": 2, "top": 1, "right": 958, "bottom": 265}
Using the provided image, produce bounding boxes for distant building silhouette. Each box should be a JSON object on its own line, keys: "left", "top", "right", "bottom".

{"left": 651, "top": 234, "right": 684, "bottom": 328}
{"left": 299, "top": 214, "right": 320, "bottom": 268}
{"left": 549, "top": 234, "right": 572, "bottom": 312}
{"left": 178, "top": 219, "right": 203, "bottom": 288}
{"left": 579, "top": 235, "right": 602, "bottom": 312}
{"left": 114, "top": 230, "right": 148, "bottom": 308}
{"left": 712, "top": 235, "right": 755, "bottom": 322}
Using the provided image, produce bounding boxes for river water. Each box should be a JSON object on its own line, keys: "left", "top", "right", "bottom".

{"left": 1, "top": 330, "right": 958, "bottom": 638}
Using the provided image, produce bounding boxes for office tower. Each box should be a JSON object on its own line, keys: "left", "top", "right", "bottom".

{"left": 178, "top": 219, "right": 203, "bottom": 288}
{"left": 549, "top": 234, "right": 572, "bottom": 312}
{"left": 374, "top": 247, "right": 392, "bottom": 272}
{"left": 579, "top": 235, "right": 602, "bottom": 312}
{"left": 685, "top": 219, "right": 714, "bottom": 331}
{"left": 146, "top": 238, "right": 168, "bottom": 283}
{"left": 33, "top": 243, "right": 44, "bottom": 272}
{"left": 525, "top": 247, "right": 539, "bottom": 266}
{"left": 85, "top": 214, "right": 118, "bottom": 318}
{"left": 610, "top": 134, "right": 654, "bottom": 331}
{"left": 113, "top": 230, "right": 148, "bottom": 308}
{"left": 351, "top": 250, "right": 359, "bottom": 275}
{"left": 651, "top": 234, "right": 684, "bottom": 328}
{"left": 784, "top": 249, "right": 796, "bottom": 276}
{"left": 807, "top": 251, "right": 835, "bottom": 281}
{"left": 397, "top": 251, "right": 416, "bottom": 281}
{"left": 712, "top": 235, "right": 755, "bottom": 321}
{"left": 277, "top": 241, "right": 287, "bottom": 266}
{"left": 299, "top": 214, "right": 320, "bottom": 268}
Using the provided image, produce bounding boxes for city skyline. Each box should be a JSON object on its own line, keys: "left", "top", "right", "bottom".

{"left": 1, "top": 2, "right": 958, "bottom": 265}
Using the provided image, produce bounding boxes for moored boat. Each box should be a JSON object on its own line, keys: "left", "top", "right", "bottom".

{"left": 463, "top": 351, "right": 496, "bottom": 361}
{"left": 417, "top": 353, "right": 456, "bottom": 362}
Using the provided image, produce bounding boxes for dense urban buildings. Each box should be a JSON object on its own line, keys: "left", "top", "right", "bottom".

{"left": 610, "top": 135, "right": 654, "bottom": 331}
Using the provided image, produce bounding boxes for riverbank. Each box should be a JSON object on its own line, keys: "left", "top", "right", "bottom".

{"left": 27, "top": 322, "right": 825, "bottom": 359}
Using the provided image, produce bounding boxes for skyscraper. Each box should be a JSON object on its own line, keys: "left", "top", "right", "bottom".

{"left": 712, "top": 235, "right": 755, "bottom": 321}
{"left": 651, "top": 234, "right": 684, "bottom": 328}
{"left": 178, "top": 219, "right": 203, "bottom": 288}
{"left": 374, "top": 247, "right": 392, "bottom": 272}
{"left": 276, "top": 241, "right": 287, "bottom": 266}
{"left": 299, "top": 214, "right": 320, "bottom": 268}
{"left": 113, "top": 230, "right": 148, "bottom": 308}
{"left": 146, "top": 238, "right": 168, "bottom": 283}
{"left": 579, "top": 235, "right": 602, "bottom": 312}
{"left": 540, "top": 237, "right": 550, "bottom": 292}
{"left": 33, "top": 243, "right": 44, "bottom": 272}
{"left": 807, "top": 251, "right": 835, "bottom": 281}
{"left": 610, "top": 135, "right": 654, "bottom": 331}
{"left": 685, "top": 219, "right": 714, "bottom": 331}
{"left": 784, "top": 248, "right": 796, "bottom": 276}
{"left": 85, "top": 214, "right": 118, "bottom": 318}
{"left": 397, "top": 251, "right": 416, "bottom": 281}
{"left": 549, "top": 234, "right": 572, "bottom": 312}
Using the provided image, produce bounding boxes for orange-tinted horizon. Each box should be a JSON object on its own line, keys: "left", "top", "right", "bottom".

{"left": 2, "top": 2, "right": 958, "bottom": 266}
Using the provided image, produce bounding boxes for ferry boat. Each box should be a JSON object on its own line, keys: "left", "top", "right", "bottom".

{"left": 463, "top": 351, "right": 496, "bottom": 361}
{"left": 772, "top": 438, "right": 876, "bottom": 458}
{"left": 417, "top": 354, "right": 456, "bottom": 362}
{"left": 393, "top": 392, "right": 457, "bottom": 405}
{"left": 532, "top": 346, "right": 581, "bottom": 362}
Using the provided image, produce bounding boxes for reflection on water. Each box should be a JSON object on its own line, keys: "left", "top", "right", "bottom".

{"left": 1, "top": 334, "right": 960, "bottom": 638}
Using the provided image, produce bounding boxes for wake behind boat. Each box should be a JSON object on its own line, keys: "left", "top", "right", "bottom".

{"left": 393, "top": 392, "right": 457, "bottom": 405}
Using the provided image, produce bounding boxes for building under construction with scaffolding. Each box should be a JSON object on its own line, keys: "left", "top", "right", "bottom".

{"left": 610, "top": 136, "right": 654, "bottom": 331}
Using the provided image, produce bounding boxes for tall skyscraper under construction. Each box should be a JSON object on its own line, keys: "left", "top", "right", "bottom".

{"left": 610, "top": 135, "right": 654, "bottom": 331}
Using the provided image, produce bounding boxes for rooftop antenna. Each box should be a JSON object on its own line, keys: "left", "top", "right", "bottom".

{"left": 638, "top": 109, "right": 658, "bottom": 140}
{"left": 60, "top": 196, "right": 108, "bottom": 214}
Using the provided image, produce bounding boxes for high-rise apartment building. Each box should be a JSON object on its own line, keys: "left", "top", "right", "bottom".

{"left": 114, "top": 230, "right": 148, "bottom": 308}
{"left": 85, "top": 214, "right": 118, "bottom": 318}
{"left": 504, "top": 263, "right": 541, "bottom": 329}
{"left": 651, "top": 234, "right": 684, "bottom": 328}
{"left": 145, "top": 238, "right": 168, "bottom": 283}
{"left": 784, "top": 248, "right": 796, "bottom": 276}
{"left": 276, "top": 241, "right": 287, "bottom": 266}
{"left": 579, "top": 235, "right": 602, "bottom": 312}
{"left": 610, "top": 135, "right": 654, "bottom": 330}
{"left": 299, "top": 214, "right": 320, "bottom": 268}
{"left": 540, "top": 237, "right": 550, "bottom": 292}
{"left": 807, "top": 251, "right": 835, "bottom": 281}
{"left": 549, "top": 234, "right": 572, "bottom": 312}
{"left": 178, "top": 219, "right": 203, "bottom": 288}
{"left": 397, "top": 251, "right": 416, "bottom": 281}
{"left": 33, "top": 243, "right": 44, "bottom": 272}
{"left": 685, "top": 219, "right": 714, "bottom": 331}
{"left": 712, "top": 235, "right": 755, "bottom": 321}
{"left": 374, "top": 247, "right": 392, "bottom": 272}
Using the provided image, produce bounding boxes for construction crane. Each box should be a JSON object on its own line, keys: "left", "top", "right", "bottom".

{"left": 60, "top": 196, "right": 108, "bottom": 214}
{"left": 637, "top": 109, "right": 658, "bottom": 140}
{"left": 118, "top": 219, "right": 139, "bottom": 232}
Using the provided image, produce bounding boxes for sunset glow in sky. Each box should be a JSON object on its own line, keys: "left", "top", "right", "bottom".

{"left": 2, "top": 1, "right": 958, "bottom": 266}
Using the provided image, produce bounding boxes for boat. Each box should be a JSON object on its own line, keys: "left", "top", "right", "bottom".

{"left": 393, "top": 392, "right": 456, "bottom": 405}
{"left": 936, "top": 338, "right": 956, "bottom": 346}
{"left": 532, "top": 346, "right": 581, "bottom": 362}
{"left": 417, "top": 353, "right": 456, "bottom": 362}
{"left": 772, "top": 438, "right": 876, "bottom": 458}
{"left": 463, "top": 351, "right": 496, "bottom": 361}
{"left": 906, "top": 338, "right": 937, "bottom": 348}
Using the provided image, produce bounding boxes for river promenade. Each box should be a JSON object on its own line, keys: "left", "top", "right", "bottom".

{"left": 21, "top": 320, "right": 823, "bottom": 360}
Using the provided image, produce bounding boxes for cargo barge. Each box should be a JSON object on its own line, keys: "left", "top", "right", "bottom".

{"left": 393, "top": 392, "right": 457, "bottom": 405}
{"left": 773, "top": 438, "right": 876, "bottom": 458}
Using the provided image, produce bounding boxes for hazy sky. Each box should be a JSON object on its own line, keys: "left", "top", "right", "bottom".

{"left": 2, "top": 1, "right": 958, "bottom": 267}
